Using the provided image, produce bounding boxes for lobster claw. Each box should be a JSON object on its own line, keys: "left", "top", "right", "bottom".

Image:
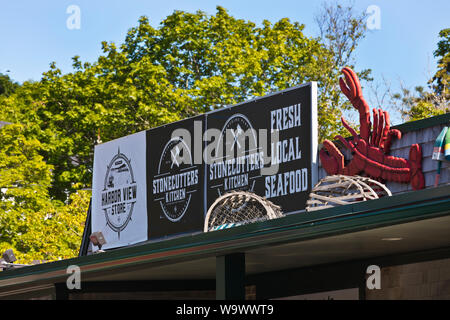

{"left": 339, "top": 67, "right": 363, "bottom": 104}
{"left": 335, "top": 135, "right": 357, "bottom": 153}
{"left": 382, "top": 129, "right": 402, "bottom": 154}
{"left": 339, "top": 67, "right": 371, "bottom": 142}
{"left": 319, "top": 140, "right": 345, "bottom": 175}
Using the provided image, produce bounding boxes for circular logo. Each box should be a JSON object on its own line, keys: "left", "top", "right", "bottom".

{"left": 217, "top": 114, "right": 257, "bottom": 157}
{"left": 101, "top": 148, "right": 137, "bottom": 237}
{"left": 153, "top": 137, "right": 199, "bottom": 222}
{"left": 209, "top": 114, "right": 262, "bottom": 197}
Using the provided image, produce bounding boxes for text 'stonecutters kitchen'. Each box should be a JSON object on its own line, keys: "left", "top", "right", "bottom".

{"left": 153, "top": 169, "right": 199, "bottom": 203}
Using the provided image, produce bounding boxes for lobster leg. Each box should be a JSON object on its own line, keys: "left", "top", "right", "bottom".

{"left": 342, "top": 159, "right": 362, "bottom": 176}
{"left": 376, "top": 109, "right": 385, "bottom": 147}
{"left": 372, "top": 109, "right": 379, "bottom": 146}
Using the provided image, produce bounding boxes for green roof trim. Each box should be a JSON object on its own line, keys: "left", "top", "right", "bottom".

{"left": 393, "top": 112, "right": 450, "bottom": 133}
{"left": 0, "top": 184, "right": 449, "bottom": 290}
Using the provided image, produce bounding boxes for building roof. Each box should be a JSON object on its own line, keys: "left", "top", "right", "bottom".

{"left": 0, "top": 183, "right": 449, "bottom": 296}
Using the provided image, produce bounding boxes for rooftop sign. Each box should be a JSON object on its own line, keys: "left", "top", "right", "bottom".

{"left": 91, "top": 82, "right": 317, "bottom": 250}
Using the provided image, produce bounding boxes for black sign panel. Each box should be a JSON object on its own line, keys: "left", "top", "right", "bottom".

{"left": 205, "top": 83, "right": 316, "bottom": 215}
{"left": 146, "top": 115, "right": 205, "bottom": 239}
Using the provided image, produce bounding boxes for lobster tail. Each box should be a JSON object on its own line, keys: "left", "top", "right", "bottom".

{"left": 409, "top": 144, "right": 425, "bottom": 190}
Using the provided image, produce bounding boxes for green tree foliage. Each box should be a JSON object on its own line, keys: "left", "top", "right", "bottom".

{"left": 396, "top": 29, "right": 449, "bottom": 121}
{"left": 0, "top": 6, "right": 370, "bottom": 263}
{"left": 1, "top": 6, "right": 366, "bottom": 201}
{"left": 0, "top": 73, "right": 18, "bottom": 97}
{"left": 432, "top": 28, "right": 450, "bottom": 97}
{"left": 0, "top": 124, "right": 88, "bottom": 263}
{"left": 314, "top": 2, "right": 371, "bottom": 135}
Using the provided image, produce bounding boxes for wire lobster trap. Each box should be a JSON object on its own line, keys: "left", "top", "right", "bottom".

{"left": 204, "top": 191, "right": 283, "bottom": 232}
{"left": 306, "top": 175, "right": 392, "bottom": 212}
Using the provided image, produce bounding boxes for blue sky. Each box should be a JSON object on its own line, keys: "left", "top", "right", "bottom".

{"left": 0, "top": 0, "right": 448, "bottom": 123}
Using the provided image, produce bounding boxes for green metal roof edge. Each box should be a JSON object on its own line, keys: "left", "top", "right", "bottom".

{"left": 392, "top": 112, "right": 450, "bottom": 134}
{"left": 1, "top": 184, "right": 450, "bottom": 287}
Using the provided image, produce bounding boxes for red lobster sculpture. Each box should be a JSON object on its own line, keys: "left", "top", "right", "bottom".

{"left": 319, "top": 67, "right": 425, "bottom": 190}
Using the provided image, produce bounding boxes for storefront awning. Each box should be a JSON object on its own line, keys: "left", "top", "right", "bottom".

{"left": 0, "top": 184, "right": 449, "bottom": 296}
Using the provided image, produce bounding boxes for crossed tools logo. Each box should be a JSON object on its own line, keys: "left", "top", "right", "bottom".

{"left": 101, "top": 148, "right": 137, "bottom": 238}
{"left": 209, "top": 114, "right": 263, "bottom": 197}
{"left": 153, "top": 137, "right": 199, "bottom": 222}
